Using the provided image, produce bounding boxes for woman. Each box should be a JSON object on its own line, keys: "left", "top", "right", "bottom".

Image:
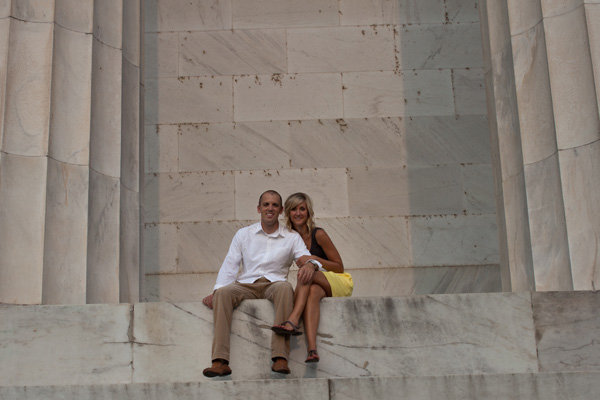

{"left": 271, "top": 192, "right": 353, "bottom": 363}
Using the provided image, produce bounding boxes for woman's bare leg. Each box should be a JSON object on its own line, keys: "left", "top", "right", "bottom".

{"left": 282, "top": 280, "right": 310, "bottom": 327}
{"left": 303, "top": 272, "right": 331, "bottom": 352}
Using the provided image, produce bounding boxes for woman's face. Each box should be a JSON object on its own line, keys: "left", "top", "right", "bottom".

{"left": 289, "top": 201, "right": 309, "bottom": 229}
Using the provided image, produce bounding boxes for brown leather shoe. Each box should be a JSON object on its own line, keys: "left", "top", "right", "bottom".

{"left": 203, "top": 359, "right": 232, "bottom": 377}
{"left": 271, "top": 357, "right": 290, "bottom": 374}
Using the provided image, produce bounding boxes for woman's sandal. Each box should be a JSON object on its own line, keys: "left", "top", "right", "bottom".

{"left": 305, "top": 349, "right": 319, "bottom": 363}
{"left": 271, "top": 320, "right": 303, "bottom": 336}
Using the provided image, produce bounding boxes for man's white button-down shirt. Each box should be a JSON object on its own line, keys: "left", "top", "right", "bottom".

{"left": 213, "top": 222, "right": 311, "bottom": 291}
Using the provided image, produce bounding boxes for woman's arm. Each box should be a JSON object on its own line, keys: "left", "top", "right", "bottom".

{"left": 311, "top": 229, "right": 344, "bottom": 273}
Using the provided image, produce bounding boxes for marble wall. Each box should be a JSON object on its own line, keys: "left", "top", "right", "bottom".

{"left": 143, "top": 0, "right": 499, "bottom": 301}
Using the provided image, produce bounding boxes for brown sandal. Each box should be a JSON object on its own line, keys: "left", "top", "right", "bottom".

{"left": 305, "top": 349, "right": 319, "bottom": 363}
{"left": 271, "top": 320, "right": 303, "bottom": 336}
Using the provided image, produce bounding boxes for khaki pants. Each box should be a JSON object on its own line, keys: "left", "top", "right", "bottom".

{"left": 211, "top": 278, "right": 293, "bottom": 362}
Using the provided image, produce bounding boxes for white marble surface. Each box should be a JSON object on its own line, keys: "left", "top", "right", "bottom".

{"left": 507, "top": 0, "right": 543, "bottom": 35}
{"left": 232, "top": 0, "right": 338, "bottom": 29}
{"left": 0, "top": 0, "right": 9, "bottom": 18}
{"left": 49, "top": 24, "right": 92, "bottom": 165}
{"left": 144, "top": 272, "right": 218, "bottom": 302}
{"left": 3, "top": 19, "right": 53, "bottom": 156}
{"left": 342, "top": 70, "right": 454, "bottom": 118}
{"left": 119, "top": 186, "right": 140, "bottom": 303}
{"left": 121, "top": 58, "right": 140, "bottom": 191}
{"left": 234, "top": 73, "right": 342, "bottom": 122}
{"left": 234, "top": 168, "right": 349, "bottom": 219}
{"left": 287, "top": 26, "right": 395, "bottom": 73}
{"left": 145, "top": 0, "right": 232, "bottom": 32}
{"left": 541, "top": 0, "right": 583, "bottom": 18}
{"left": 180, "top": 30, "right": 287, "bottom": 76}
{"left": 93, "top": 0, "right": 122, "bottom": 48}
{"left": 145, "top": 76, "right": 233, "bottom": 124}
{"left": 445, "top": 0, "right": 480, "bottom": 23}
{"left": 586, "top": 4, "right": 600, "bottom": 111}
{"left": 42, "top": 159, "right": 89, "bottom": 304}
{"left": 55, "top": 0, "right": 94, "bottom": 33}
{"left": 453, "top": 68, "right": 487, "bottom": 116}
{"left": 143, "top": 223, "right": 178, "bottom": 274}
{"left": 462, "top": 164, "right": 496, "bottom": 213}
{"left": 144, "top": 124, "right": 179, "bottom": 173}
{"left": 122, "top": 0, "right": 140, "bottom": 66}
{"left": 0, "top": 303, "right": 132, "bottom": 386}
{"left": 0, "top": 18, "right": 9, "bottom": 148}
{"left": 339, "top": 0, "right": 445, "bottom": 25}
{"left": 144, "top": 32, "right": 178, "bottom": 78}
{"left": 0, "top": 153, "right": 46, "bottom": 304}
{"left": 11, "top": 0, "right": 54, "bottom": 22}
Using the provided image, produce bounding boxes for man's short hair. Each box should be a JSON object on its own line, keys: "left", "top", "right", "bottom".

{"left": 258, "top": 190, "right": 282, "bottom": 206}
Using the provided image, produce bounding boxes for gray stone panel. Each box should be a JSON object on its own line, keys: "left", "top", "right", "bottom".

{"left": 143, "top": 272, "right": 218, "bottom": 302}
{"left": 453, "top": 68, "right": 487, "bottom": 116}
{"left": 11, "top": 0, "right": 54, "bottom": 22}
{"left": 339, "top": 0, "right": 445, "bottom": 25}
{"left": 462, "top": 164, "right": 496, "bottom": 214}
{"left": 534, "top": 291, "right": 600, "bottom": 372}
{"left": 144, "top": 32, "right": 179, "bottom": 79}
{"left": 122, "top": 0, "right": 140, "bottom": 66}
{"left": 586, "top": 3, "right": 600, "bottom": 110}
{"left": 119, "top": 186, "right": 140, "bottom": 303}
{"left": 55, "top": 0, "right": 94, "bottom": 33}
{"left": 145, "top": 0, "right": 232, "bottom": 32}
{"left": 232, "top": 0, "right": 338, "bottom": 29}
{"left": 0, "top": 0, "right": 9, "bottom": 18}
{"left": 0, "top": 303, "right": 132, "bottom": 387}
{"left": 444, "top": 0, "right": 480, "bottom": 23}
{"left": 0, "top": 17, "right": 8, "bottom": 147}
{"left": 144, "top": 124, "right": 179, "bottom": 173}
{"left": 93, "top": 0, "right": 122, "bottom": 48}
{"left": 121, "top": 58, "right": 140, "bottom": 191}
{"left": 143, "top": 223, "right": 178, "bottom": 274}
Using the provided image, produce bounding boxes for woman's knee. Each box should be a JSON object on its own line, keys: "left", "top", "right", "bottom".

{"left": 308, "top": 284, "right": 325, "bottom": 301}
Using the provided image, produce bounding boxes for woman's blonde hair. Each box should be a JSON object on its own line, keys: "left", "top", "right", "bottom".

{"left": 284, "top": 192, "right": 315, "bottom": 234}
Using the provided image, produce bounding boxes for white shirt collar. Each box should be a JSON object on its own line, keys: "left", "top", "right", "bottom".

{"left": 254, "top": 222, "right": 287, "bottom": 238}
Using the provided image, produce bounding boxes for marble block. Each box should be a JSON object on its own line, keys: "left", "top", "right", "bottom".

{"left": 145, "top": 76, "right": 233, "bottom": 124}
{"left": 3, "top": 19, "right": 53, "bottom": 156}
{"left": 121, "top": 58, "right": 140, "bottom": 191}
{"left": 534, "top": 291, "right": 600, "bottom": 372}
{"left": 234, "top": 168, "right": 349, "bottom": 219}
{"left": 0, "top": 0, "right": 9, "bottom": 18}
{"left": 55, "top": 0, "right": 94, "bottom": 33}
{"left": 343, "top": 70, "right": 454, "bottom": 118}
{"left": 180, "top": 30, "right": 286, "bottom": 76}
{"left": 398, "top": 23, "right": 483, "bottom": 69}
{"left": 287, "top": 26, "right": 395, "bottom": 73}
{"left": 122, "top": 0, "right": 140, "bottom": 66}
{"left": 49, "top": 25, "right": 92, "bottom": 165}
{"left": 347, "top": 165, "right": 463, "bottom": 216}
{"left": 143, "top": 171, "right": 235, "bottom": 223}
{"left": 0, "top": 153, "right": 46, "bottom": 304}
{"left": 233, "top": 73, "right": 342, "bottom": 122}
{"left": 462, "top": 164, "right": 496, "bottom": 214}
{"left": 559, "top": 142, "right": 600, "bottom": 290}
{"left": 541, "top": 0, "right": 583, "bottom": 18}
{"left": 408, "top": 214, "right": 499, "bottom": 266}
{"left": 0, "top": 18, "right": 9, "bottom": 147}
{"left": 11, "top": 0, "right": 54, "bottom": 22}
{"left": 119, "top": 186, "right": 140, "bottom": 303}
{"left": 453, "top": 68, "right": 487, "bottom": 116}
{"left": 507, "top": 0, "right": 543, "bottom": 35}
{"left": 90, "top": 38, "right": 122, "bottom": 178}
{"left": 232, "top": 0, "right": 338, "bottom": 29}
{"left": 145, "top": 0, "right": 232, "bottom": 32}
{"left": 144, "top": 32, "right": 179, "bottom": 79}
{"left": 144, "top": 124, "right": 179, "bottom": 173}
{"left": 93, "top": 0, "right": 122, "bottom": 48}
{"left": 143, "top": 223, "right": 178, "bottom": 274}
{"left": 42, "top": 159, "right": 89, "bottom": 305}
{"left": 586, "top": 4, "right": 600, "bottom": 110}
{"left": 86, "top": 170, "right": 120, "bottom": 304}
{"left": 444, "top": 0, "right": 480, "bottom": 23}
{"left": 0, "top": 303, "right": 132, "bottom": 386}
{"left": 143, "top": 272, "right": 218, "bottom": 302}
{"left": 339, "top": 0, "right": 445, "bottom": 25}
{"left": 178, "top": 121, "right": 291, "bottom": 172}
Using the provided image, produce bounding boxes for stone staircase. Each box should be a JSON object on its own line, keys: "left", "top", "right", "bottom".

{"left": 1, "top": 291, "right": 599, "bottom": 399}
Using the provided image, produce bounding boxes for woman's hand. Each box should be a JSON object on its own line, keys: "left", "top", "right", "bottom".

{"left": 297, "top": 262, "right": 316, "bottom": 284}
{"left": 296, "top": 255, "right": 312, "bottom": 266}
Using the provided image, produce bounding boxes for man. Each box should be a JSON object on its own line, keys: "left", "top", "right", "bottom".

{"left": 202, "top": 190, "right": 315, "bottom": 377}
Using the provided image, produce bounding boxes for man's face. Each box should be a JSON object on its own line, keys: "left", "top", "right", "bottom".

{"left": 257, "top": 193, "right": 283, "bottom": 228}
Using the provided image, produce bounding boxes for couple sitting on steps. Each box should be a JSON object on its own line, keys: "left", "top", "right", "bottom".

{"left": 202, "top": 190, "right": 353, "bottom": 377}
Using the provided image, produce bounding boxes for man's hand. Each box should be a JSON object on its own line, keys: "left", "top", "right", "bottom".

{"left": 297, "top": 262, "right": 316, "bottom": 284}
{"left": 296, "top": 255, "right": 311, "bottom": 266}
{"left": 202, "top": 293, "right": 214, "bottom": 309}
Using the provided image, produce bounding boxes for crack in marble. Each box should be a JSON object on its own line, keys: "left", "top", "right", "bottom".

{"left": 321, "top": 339, "right": 481, "bottom": 350}
{"left": 543, "top": 339, "right": 599, "bottom": 353}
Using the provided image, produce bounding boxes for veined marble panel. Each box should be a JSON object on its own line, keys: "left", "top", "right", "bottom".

{"left": 288, "top": 118, "right": 407, "bottom": 169}
{"left": 0, "top": 153, "right": 46, "bottom": 304}
{"left": 523, "top": 154, "right": 572, "bottom": 291}
{"left": 342, "top": 70, "right": 454, "bottom": 118}
{"left": 145, "top": 76, "right": 233, "bottom": 124}
{"left": 90, "top": 38, "right": 122, "bottom": 178}
{"left": 180, "top": 30, "right": 286, "bottom": 76}
{"left": 234, "top": 168, "right": 349, "bottom": 219}
{"left": 339, "top": 0, "right": 445, "bottom": 25}
{"left": 119, "top": 185, "right": 140, "bottom": 303}
{"left": 233, "top": 73, "right": 342, "bottom": 122}
{"left": 122, "top": 0, "right": 140, "bottom": 67}
{"left": 87, "top": 170, "right": 121, "bottom": 304}
{"left": 559, "top": 141, "right": 600, "bottom": 290}
{"left": 453, "top": 68, "right": 487, "bottom": 116}
{"left": 55, "top": 0, "right": 94, "bottom": 33}
{"left": 178, "top": 121, "right": 290, "bottom": 172}
{"left": 143, "top": 223, "right": 178, "bottom": 274}
{"left": 287, "top": 26, "right": 395, "bottom": 73}
{"left": 444, "top": 0, "right": 480, "bottom": 23}
{"left": 93, "top": 0, "right": 122, "bottom": 48}
{"left": 347, "top": 165, "right": 463, "bottom": 216}
{"left": 49, "top": 25, "right": 92, "bottom": 165}
{"left": 408, "top": 214, "right": 499, "bottom": 266}
{"left": 534, "top": 291, "right": 600, "bottom": 372}
{"left": 232, "top": 0, "right": 338, "bottom": 29}
{"left": 177, "top": 220, "right": 249, "bottom": 273}
{"left": 145, "top": 0, "right": 232, "bottom": 32}
{"left": 3, "top": 19, "right": 52, "bottom": 156}
{"left": 462, "top": 164, "right": 496, "bottom": 214}
{"left": 507, "top": 0, "right": 543, "bottom": 35}
{"left": 398, "top": 23, "right": 483, "bottom": 69}
{"left": 511, "top": 22, "right": 557, "bottom": 164}
{"left": 541, "top": 0, "right": 584, "bottom": 18}
{"left": 121, "top": 58, "right": 140, "bottom": 191}
{"left": 11, "top": 0, "right": 54, "bottom": 22}
{"left": 143, "top": 272, "right": 218, "bottom": 302}
{"left": 585, "top": 4, "right": 600, "bottom": 111}
{"left": 144, "top": 124, "right": 179, "bottom": 173}
{"left": 0, "top": 304, "right": 131, "bottom": 386}
{"left": 143, "top": 170, "right": 235, "bottom": 223}
{"left": 544, "top": 6, "right": 600, "bottom": 149}
{"left": 144, "top": 32, "right": 178, "bottom": 79}
{"left": 42, "top": 159, "right": 89, "bottom": 305}
{"left": 404, "top": 115, "right": 491, "bottom": 166}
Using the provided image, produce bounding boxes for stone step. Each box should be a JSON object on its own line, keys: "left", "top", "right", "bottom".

{"left": 1, "top": 292, "right": 598, "bottom": 387}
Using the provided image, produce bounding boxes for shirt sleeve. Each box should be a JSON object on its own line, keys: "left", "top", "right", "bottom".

{"left": 292, "top": 232, "right": 311, "bottom": 260}
{"left": 213, "top": 229, "right": 244, "bottom": 291}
